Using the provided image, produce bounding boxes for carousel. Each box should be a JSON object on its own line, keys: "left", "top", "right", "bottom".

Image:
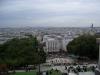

{"left": 46, "top": 57, "right": 74, "bottom": 65}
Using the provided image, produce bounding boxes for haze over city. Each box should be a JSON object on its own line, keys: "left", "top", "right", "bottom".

{"left": 0, "top": 0, "right": 100, "bottom": 27}
{"left": 1, "top": 0, "right": 100, "bottom": 75}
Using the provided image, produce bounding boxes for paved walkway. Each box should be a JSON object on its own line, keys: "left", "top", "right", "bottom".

{"left": 40, "top": 64, "right": 96, "bottom": 75}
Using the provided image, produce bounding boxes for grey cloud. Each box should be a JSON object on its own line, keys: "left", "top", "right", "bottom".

{"left": 0, "top": 0, "right": 100, "bottom": 27}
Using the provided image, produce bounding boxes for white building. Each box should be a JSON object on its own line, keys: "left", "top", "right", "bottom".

{"left": 43, "top": 34, "right": 74, "bottom": 53}
{"left": 43, "top": 35, "right": 60, "bottom": 53}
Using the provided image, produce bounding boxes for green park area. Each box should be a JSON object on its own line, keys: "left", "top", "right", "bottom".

{"left": 10, "top": 70, "right": 62, "bottom": 75}
{"left": 48, "top": 70, "right": 62, "bottom": 75}
{"left": 10, "top": 71, "right": 36, "bottom": 75}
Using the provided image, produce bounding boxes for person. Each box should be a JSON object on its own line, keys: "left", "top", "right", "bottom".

{"left": 90, "top": 66, "right": 95, "bottom": 72}
{"left": 62, "top": 73, "right": 68, "bottom": 75}
{"left": 46, "top": 71, "right": 48, "bottom": 75}
{"left": 42, "top": 71, "right": 46, "bottom": 75}
{"left": 49, "top": 71, "right": 52, "bottom": 75}
{"left": 65, "top": 66, "right": 67, "bottom": 70}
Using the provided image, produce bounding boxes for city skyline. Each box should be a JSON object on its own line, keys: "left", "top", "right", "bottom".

{"left": 0, "top": 0, "right": 100, "bottom": 27}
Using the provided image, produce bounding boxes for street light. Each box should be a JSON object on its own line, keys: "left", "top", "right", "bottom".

{"left": 38, "top": 56, "right": 41, "bottom": 75}
{"left": 38, "top": 43, "right": 43, "bottom": 75}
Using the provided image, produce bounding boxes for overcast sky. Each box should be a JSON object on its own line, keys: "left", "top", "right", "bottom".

{"left": 0, "top": 0, "right": 100, "bottom": 27}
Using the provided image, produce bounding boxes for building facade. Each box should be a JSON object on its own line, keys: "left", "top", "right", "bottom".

{"left": 43, "top": 34, "right": 74, "bottom": 53}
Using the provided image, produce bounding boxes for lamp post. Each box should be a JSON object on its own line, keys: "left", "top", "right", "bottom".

{"left": 38, "top": 44, "right": 41, "bottom": 75}
{"left": 95, "top": 38, "right": 100, "bottom": 75}
{"left": 38, "top": 43, "right": 43, "bottom": 75}
{"left": 38, "top": 57, "right": 41, "bottom": 75}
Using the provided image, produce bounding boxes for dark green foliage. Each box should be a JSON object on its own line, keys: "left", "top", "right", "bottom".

{"left": 67, "top": 35, "right": 99, "bottom": 60}
{"left": 0, "top": 36, "right": 46, "bottom": 66}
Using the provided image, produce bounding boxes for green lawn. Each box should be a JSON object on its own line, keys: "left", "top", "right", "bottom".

{"left": 10, "top": 71, "right": 37, "bottom": 75}
{"left": 48, "top": 70, "right": 62, "bottom": 75}
{"left": 10, "top": 70, "right": 62, "bottom": 75}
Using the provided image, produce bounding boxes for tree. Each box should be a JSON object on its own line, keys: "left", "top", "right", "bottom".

{"left": 0, "top": 36, "right": 46, "bottom": 73}
{"left": 67, "top": 34, "right": 99, "bottom": 60}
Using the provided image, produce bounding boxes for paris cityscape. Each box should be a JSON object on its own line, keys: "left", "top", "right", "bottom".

{"left": 0, "top": 0, "right": 100, "bottom": 75}
{"left": 0, "top": 26, "right": 100, "bottom": 75}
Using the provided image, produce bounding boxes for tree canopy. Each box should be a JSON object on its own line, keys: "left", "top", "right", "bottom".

{"left": 67, "top": 34, "right": 99, "bottom": 60}
{"left": 0, "top": 36, "right": 46, "bottom": 66}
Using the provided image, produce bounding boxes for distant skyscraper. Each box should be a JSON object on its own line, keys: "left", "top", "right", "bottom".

{"left": 89, "top": 24, "right": 96, "bottom": 35}
{"left": 91, "top": 24, "right": 94, "bottom": 29}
